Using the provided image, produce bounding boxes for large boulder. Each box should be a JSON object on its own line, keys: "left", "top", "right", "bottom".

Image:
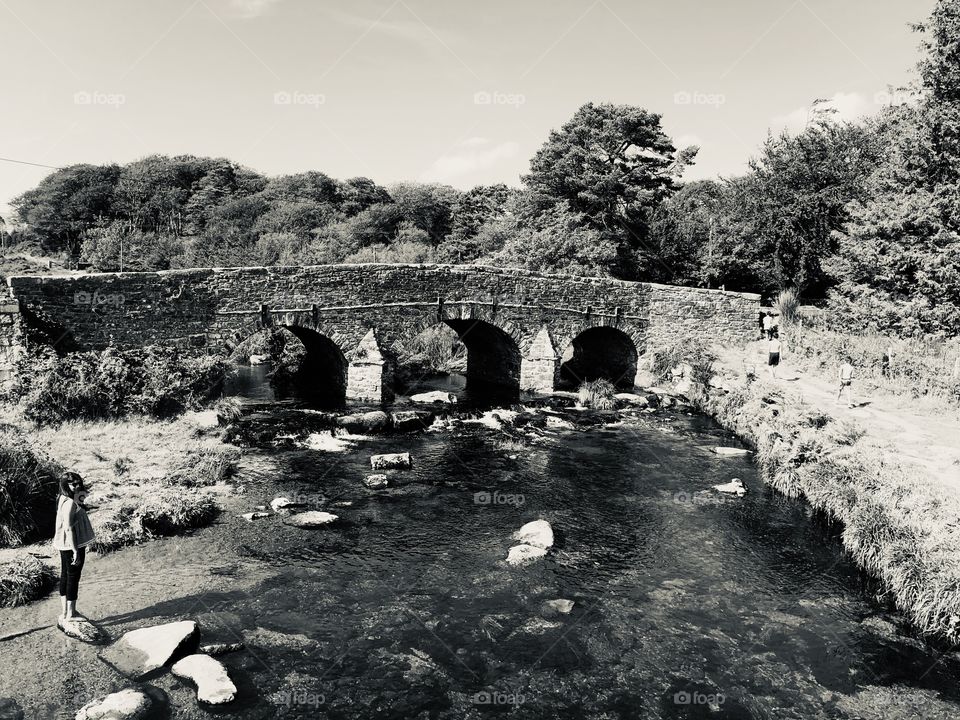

{"left": 336, "top": 411, "right": 390, "bottom": 433}
{"left": 390, "top": 410, "right": 435, "bottom": 432}
{"left": 409, "top": 390, "right": 457, "bottom": 405}
{"left": 371, "top": 452, "right": 412, "bottom": 470}
{"left": 99, "top": 620, "right": 198, "bottom": 679}
{"left": 541, "top": 599, "right": 575, "bottom": 615}
{"left": 506, "top": 544, "right": 547, "bottom": 566}
{"left": 171, "top": 654, "right": 237, "bottom": 705}
{"left": 75, "top": 688, "right": 153, "bottom": 720}
{"left": 512, "top": 520, "right": 554, "bottom": 549}
{"left": 284, "top": 511, "right": 338, "bottom": 528}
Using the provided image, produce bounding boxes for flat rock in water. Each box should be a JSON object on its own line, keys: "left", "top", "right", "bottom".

{"left": 370, "top": 452, "right": 411, "bottom": 470}
{"left": 614, "top": 392, "right": 648, "bottom": 407}
{"left": 391, "top": 410, "right": 435, "bottom": 432}
{"left": 713, "top": 447, "right": 751, "bottom": 456}
{"left": 409, "top": 390, "right": 457, "bottom": 404}
{"left": 99, "top": 620, "right": 198, "bottom": 679}
{"left": 713, "top": 478, "right": 746, "bottom": 496}
{"left": 75, "top": 687, "right": 153, "bottom": 720}
{"left": 363, "top": 474, "right": 389, "bottom": 489}
{"left": 285, "top": 511, "right": 338, "bottom": 528}
{"left": 506, "top": 544, "right": 547, "bottom": 566}
{"left": 336, "top": 410, "right": 390, "bottom": 433}
{"left": 200, "top": 642, "right": 244, "bottom": 656}
{"left": 171, "top": 654, "right": 237, "bottom": 705}
{"left": 512, "top": 520, "right": 554, "bottom": 549}
{"left": 58, "top": 616, "right": 106, "bottom": 643}
{"left": 542, "top": 599, "right": 575, "bottom": 615}
{"left": 240, "top": 511, "right": 270, "bottom": 522}
{"left": 0, "top": 698, "right": 23, "bottom": 720}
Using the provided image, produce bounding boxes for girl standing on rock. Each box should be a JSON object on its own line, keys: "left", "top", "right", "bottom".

{"left": 53, "top": 472, "right": 95, "bottom": 620}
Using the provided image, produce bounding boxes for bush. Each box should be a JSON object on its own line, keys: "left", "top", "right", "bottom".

{"left": 91, "top": 490, "right": 220, "bottom": 553}
{"left": 5, "top": 346, "right": 230, "bottom": 425}
{"left": 578, "top": 379, "right": 616, "bottom": 409}
{"left": 774, "top": 288, "right": 801, "bottom": 326}
{"left": 168, "top": 447, "right": 240, "bottom": 487}
{"left": 649, "top": 337, "right": 717, "bottom": 385}
{"left": 214, "top": 397, "right": 243, "bottom": 426}
{"left": 0, "top": 429, "right": 63, "bottom": 547}
{"left": 0, "top": 554, "right": 55, "bottom": 608}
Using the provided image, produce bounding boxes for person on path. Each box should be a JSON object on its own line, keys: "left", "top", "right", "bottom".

{"left": 837, "top": 356, "right": 856, "bottom": 407}
{"left": 767, "top": 334, "right": 782, "bottom": 379}
{"left": 52, "top": 472, "right": 96, "bottom": 621}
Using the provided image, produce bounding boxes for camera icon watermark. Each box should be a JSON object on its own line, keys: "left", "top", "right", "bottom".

{"left": 473, "top": 490, "right": 525, "bottom": 507}
{"left": 74, "top": 290, "right": 125, "bottom": 308}
{"left": 672, "top": 490, "right": 730, "bottom": 507}
{"left": 473, "top": 90, "right": 526, "bottom": 108}
{"left": 673, "top": 90, "right": 725, "bottom": 108}
{"left": 273, "top": 90, "right": 326, "bottom": 109}
{"left": 874, "top": 89, "right": 914, "bottom": 106}
{"left": 673, "top": 690, "right": 725, "bottom": 707}
{"left": 273, "top": 688, "right": 326, "bottom": 709}
{"left": 73, "top": 90, "right": 126, "bottom": 108}
{"left": 472, "top": 690, "right": 526, "bottom": 706}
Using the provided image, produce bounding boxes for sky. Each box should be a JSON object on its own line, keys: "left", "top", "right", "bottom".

{"left": 0, "top": 0, "right": 936, "bottom": 217}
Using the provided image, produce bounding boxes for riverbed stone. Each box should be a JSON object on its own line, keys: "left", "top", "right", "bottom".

{"left": 336, "top": 410, "right": 390, "bottom": 433}
{"left": 409, "top": 390, "right": 457, "bottom": 404}
{"left": 615, "top": 392, "right": 648, "bottom": 407}
{"left": 713, "top": 478, "right": 746, "bottom": 496}
{"left": 171, "top": 654, "right": 237, "bottom": 705}
{"left": 506, "top": 544, "right": 548, "bottom": 566}
{"left": 200, "top": 641, "right": 244, "bottom": 656}
{"left": 363, "top": 473, "right": 389, "bottom": 489}
{"left": 75, "top": 688, "right": 153, "bottom": 720}
{"left": 714, "top": 447, "right": 752, "bottom": 456}
{"left": 542, "top": 599, "right": 575, "bottom": 615}
{"left": 99, "top": 620, "right": 198, "bottom": 679}
{"left": 240, "top": 511, "right": 270, "bottom": 521}
{"left": 371, "top": 452, "right": 412, "bottom": 469}
{"left": 391, "top": 410, "right": 435, "bottom": 432}
{"left": 284, "top": 511, "right": 338, "bottom": 528}
{"left": 512, "top": 519, "right": 554, "bottom": 549}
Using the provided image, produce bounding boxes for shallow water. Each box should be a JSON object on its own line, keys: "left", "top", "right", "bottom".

{"left": 108, "top": 378, "right": 960, "bottom": 720}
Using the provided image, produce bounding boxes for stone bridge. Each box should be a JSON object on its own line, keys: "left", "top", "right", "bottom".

{"left": 0, "top": 264, "right": 759, "bottom": 403}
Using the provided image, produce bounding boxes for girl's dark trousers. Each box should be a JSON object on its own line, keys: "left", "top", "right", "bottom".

{"left": 59, "top": 548, "right": 85, "bottom": 601}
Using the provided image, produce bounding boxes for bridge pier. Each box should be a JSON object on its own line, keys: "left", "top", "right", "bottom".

{"left": 520, "top": 326, "right": 559, "bottom": 394}
{"left": 346, "top": 329, "right": 394, "bottom": 404}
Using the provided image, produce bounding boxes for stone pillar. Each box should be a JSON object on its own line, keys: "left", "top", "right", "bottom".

{"left": 346, "top": 329, "right": 394, "bottom": 404}
{"left": 0, "top": 299, "right": 23, "bottom": 387}
{"left": 520, "top": 326, "right": 559, "bottom": 394}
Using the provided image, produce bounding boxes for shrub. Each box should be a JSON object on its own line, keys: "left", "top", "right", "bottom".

{"left": 0, "top": 554, "right": 55, "bottom": 608}
{"left": 774, "top": 288, "right": 801, "bottom": 327}
{"left": 578, "top": 379, "right": 616, "bottom": 409}
{"left": 0, "top": 429, "right": 63, "bottom": 547}
{"left": 168, "top": 447, "right": 240, "bottom": 487}
{"left": 650, "top": 337, "right": 717, "bottom": 385}
{"left": 214, "top": 396, "right": 243, "bottom": 426}
{"left": 398, "top": 324, "right": 467, "bottom": 382}
{"left": 91, "top": 490, "right": 220, "bottom": 553}
{"left": 5, "top": 346, "right": 230, "bottom": 425}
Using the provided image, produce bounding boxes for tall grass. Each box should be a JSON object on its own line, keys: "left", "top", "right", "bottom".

{"left": 578, "top": 379, "right": 616, "bottom": 409}
{"left": 692, "top": 376, "right": 960, "bottom": 642}
{"left": 774, "top": 288, "right": 801, "bottom": 326}
{"left": 0, "top": 554, "right": 55, "bottom": 607}
{"left": 0, "top": 429, "right": 63, "bottom": 547}
{"left": 91, "top": 489, "right": 220, "bottom": 553}
{"left": 649, "top": 337, "right": 717, "bottom": 385}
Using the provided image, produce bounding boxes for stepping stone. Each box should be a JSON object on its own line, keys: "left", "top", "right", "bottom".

{"left": 370, "top": 452, "right": 411, "bottom": 470}
{"left": 391, "top": 410, "right": 434, "bottom": 432}
{"left": 171, "top": 654, "right": 237, "bottom": 705}
{"left": 512, "top": 519, "right": 554, "bottom": 549}
{"left": 58, "top": 616, "right": 106, "bottom": 643}
{"left": 200, "top": 641, "right": 244, "bottom": 656}
{"left": 713, "top": 446, "right": 751, "bottom": 456}
{"left": 99, "top": 620, "right": 198, "bottom": 679}
{"left": 284, "top": 511, "right": 338, "bottom": 528}
{"left": 542, "top": 599, "right": 575, "bottom": 614}
{"left": 713, "top": 478, "right": 746, "bottom": 496}
{"left": 409, "top": 391, "right": 457, "bottom": 404}
{"left": 506, "top": 544, "right": 547, "bottom": 566}
{"left": 363, "top": 474, "right": 389, "bottom": 489}
{"left": 75, "top": 688, "right": 153, "bottom": 720}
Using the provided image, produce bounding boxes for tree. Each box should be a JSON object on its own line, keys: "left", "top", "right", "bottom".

{"left": 523, "top": 102, "right": 696, "bottom": 278}
{"left": 440, "top": 184, "right": 514, "bottom": 263}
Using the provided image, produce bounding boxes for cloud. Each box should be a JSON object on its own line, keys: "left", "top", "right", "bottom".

{"left": 769, "top": 91, "right": 874, "bottom": 134}
{"left": 420, "top": 138, "right": 520, "bottom": 183}
{"left": 673, "top": 134, "right": 703, "bottom": 149}
{"left": 230, "top": 0, "right": 283, "bottom": 19}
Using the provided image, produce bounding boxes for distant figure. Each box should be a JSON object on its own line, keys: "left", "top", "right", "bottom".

{"left": 767, "top": 334, "right": 782, "bottom": 378}
{"left": 762, "top": 312, "right": 775, "bottom": 339}
{"left": 837, "top": 356, "right": 855, "bottom": 407}
{"left": 53, "top": 472, "right": 96, "bottom": 621}
{"left": 881, "top": 346, "right": 893, "bottom": 377}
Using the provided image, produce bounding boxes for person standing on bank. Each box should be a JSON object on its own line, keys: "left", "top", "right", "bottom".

{"left": 767, "top": 333, "right": 782, "bottom": 379}
{"left": 53, "top": 472, "right": 95, "bottom": 621}
{"left": 837, "top": 356, "right": 856, "bottom": 407}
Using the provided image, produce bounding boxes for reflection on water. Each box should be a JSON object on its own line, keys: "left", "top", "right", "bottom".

{"left": 178, "top": 372, "right": 960, "bottom": 719}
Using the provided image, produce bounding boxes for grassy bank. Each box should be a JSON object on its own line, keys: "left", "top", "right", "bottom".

{"left": 689, "top": 371, "right": 960, "bottom": 643}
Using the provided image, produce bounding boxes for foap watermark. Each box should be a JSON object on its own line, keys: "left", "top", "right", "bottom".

{"left": 673, "top": 90, "right": 725, "bottom": 108}
{"left": 74, "top": 290, "right": 125, "bottom": 308}
{"left": 73, "top": 90, "right": 126, "bottom": 108}
{"left": 273, "top": 90, "right": 326, "bottom": 109}
{"left": 273, "top": 688, "right": 326, "bottom": 710}
{"left": 672, "top": 490, "right": 730, "bottom": 507}
{"left": 473, "top": 90, "right": 525, "bottom": 108}
{"left": 874, "top": 89, "right": 915, "bottom": 107}
{"left": 472, "top": 690, "right": 526, "bottom": 707}
{"left": 473, "top": 490, "right": 525, "bottom": 507}
{"left": 673, "top": 690, "right": 725, "bottom": 707}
